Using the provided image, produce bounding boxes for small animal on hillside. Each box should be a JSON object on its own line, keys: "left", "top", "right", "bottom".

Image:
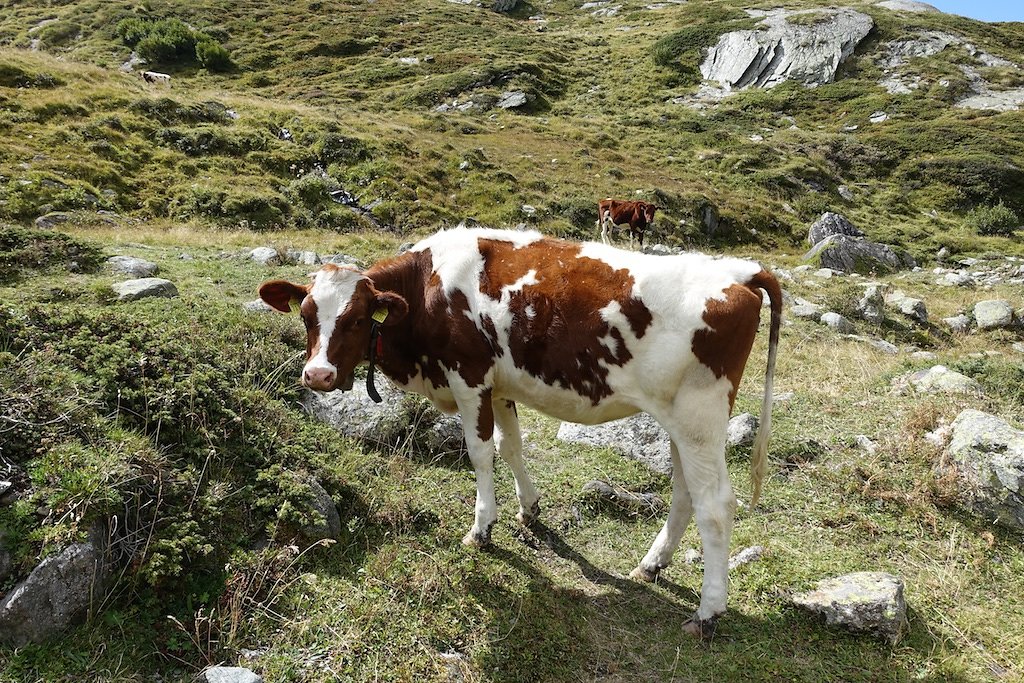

{"left": 259, "top": 226, "right": 782, "bottom": 638}
{"left": 141, "top": 71, "right": 171, "bottom": 86}
{"left": 597, "top": 198, "right": 658, "bottom": 248}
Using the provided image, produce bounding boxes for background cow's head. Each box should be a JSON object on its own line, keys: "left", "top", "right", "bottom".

{"left": 643, "top": 202, "right": 658, "bottom": 224}
{"left": 259, "top": 264, "right": 408, "bottom": 391}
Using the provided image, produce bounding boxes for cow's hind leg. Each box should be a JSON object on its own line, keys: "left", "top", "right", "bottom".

{"left": 493, "top": 399, "right": 541, "bottom": 525}
{"left": 456, "top": 387, "right": 499, "bottom": 548}
{"left": 630, "top": 441, "right": 692, "bottom": 582}
{"left": 600, "top": 214, "right": 612, "bottom": 245}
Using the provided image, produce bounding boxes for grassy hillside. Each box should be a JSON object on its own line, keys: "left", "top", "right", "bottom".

{"left": 2, "top": 0, "right": 1024, "bottom": 681}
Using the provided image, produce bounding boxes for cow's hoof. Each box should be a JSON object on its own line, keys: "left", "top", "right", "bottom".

{"left": 629, "top": 564, "right": 660, "bottom": 583}
{"left": 462, "top": 525, "right": 492, "bottom": 548}
{"left": 516, "top": 499, "right": 541, "bottom": 526}
{"left": 682, "top": 614, "right": 720, "bottom": 640}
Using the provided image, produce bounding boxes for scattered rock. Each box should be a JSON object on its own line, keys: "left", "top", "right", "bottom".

{"left": 243, "top": 299, "right": 276, "bottom": 313}
{"left": 107, "top": 255, "right": 158, "bottom": 278}
{"left": 111, "top": 278, "right": 179, "bottom": 302}
{"left": 869, "top": 111, "right": 889, "bottom": 124}
{"left": 856, "top": 284, "right": 888, "bottom": 324}
{"left": 250, "top": 247, "right": 282, "bottom": 266}
{"left": 973, "top": 300, "right": 1015, "bottom": 331}
{"left": 865, "top": 337, "right": 899, "bottom": 355}
{"left": 303, "top": 381, "right": 466, "bottom": 458}
{"left": 683, "top": 548, "right": 702, "bottom": 564}
{"left": 496, "top": 91, "right": 529, "bottom": 110}
{"left": 875, "top": 0, "right": 940, "bottom": 12}
{"left": 728, "top": 545, "right": 765, "bottom": 570}
{"left": 792, "top": 572, "right": 907, "bottom": 643}
{"left": 821, "top": 311, "right": 854, "bottom": 333}
{"left": 557, "top": 414, "right": 671, "bottom": 475}
{"left": 898, "top": 365, "right": 982, "bottom": 395}
{"left": 286, "top": 250, "right": 321, "bottom": 266}
{"left": 806, "top": 211, "right": 864, "bottom": 246}
{"left": 33, "top": 212, "right": 74, "bottom": 230}
{"left": 0, "top": 542, "right": 109, "bottom": 646}
{"left": 943, "top": 314, "right": 971, "bottom": 334}
{"left": 582, "top": 481, "right": 666, "bottom": 513}
{"left": 204, "top": 667, "right": 263, "bottom": 683}
{"left": 885, "top": 290, "right": 928, "bottom": 324}
{"left": 727, "top": 413, "right": 759, "bottom": 447}
{"left": 300, "top": 478, "right": 341, "bottom": 543}
{"left": 945, "top": 409, "right": 1024, "bottom": 534}
{"left": 937, "top": 271, "right": 974, "bottom": 287}
{"left": 790, "top": 298, "right": 823, "bottom": 319}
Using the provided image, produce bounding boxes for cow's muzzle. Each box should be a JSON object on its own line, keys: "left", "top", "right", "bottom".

{"left": 303, "top": 367, "right": 354, "bottom": 392}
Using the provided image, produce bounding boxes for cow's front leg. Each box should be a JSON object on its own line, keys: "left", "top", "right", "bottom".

{"left": 457, "top": 387, "right": 498, "bottom": 548}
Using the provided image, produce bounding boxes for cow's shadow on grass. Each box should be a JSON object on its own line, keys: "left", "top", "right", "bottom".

{"left": 464, "top": 521, "right": 957, "bottom": 683}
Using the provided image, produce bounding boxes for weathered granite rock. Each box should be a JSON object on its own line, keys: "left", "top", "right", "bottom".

{"left": 946, "top": 409, "right": 1024, "bottom": 534}
{"left": 856, "top": 284, "right": 888, "bottom": 324}
{"left": 973, "top": 300, "right": 1015, "bottom": 331}
{"left": 943, "top": 314, "right": 971, "bottom": 334}
{"left": 33, "top": 212, "right": 73, "bottom": 230}
{"left": 792, "top": 572, "right": 907, "bottom": 643}
{"left": 496, "top": 91, "right": 529, "bottom": 109}
{"left": 821, "top": 311, "right": 854, "bottom": 333}
{"left": 807, "top": 212, "right": 865, "bottom": 247}
{"left": 0, "top": 542, "right": 108, "bottom": 646}
{"left": 728, "top": 545, "right": 765, "bottom": 570}
{"left": 727, "top": 413, "right": 759, "bottom": 447}
{"left": 790, "top": 298, "right": 823, "bottom": 319}
{"left": 700, "top": 9, "right": 873, "bottom": 91}
{"left": 937, "top": 271, "right": 974, "bottom": 288}
{"left": 582, "top": 481, "right": 666, "bottom": 513}
{"left": 250, "top": 247, "right": 282, "bottom": 266}
{"left": 107, "top": 255, "right": 158, "bottom": 278}
{"left": 885, "top": 290, "right": 928, "bottom": 324}
{"left": 875, "top": 0, "right": 939, "bottom": 11}
{"left": 303, "top": 381, "right": 466, "bottom": 458}
{"left": 111, "top": 277, "right": 178, "bottom": 301}
{"left": 557, "top": 413, "right": 671, "bottom": 474}
{"left": 899, "top": 365, "right": 983, "bottom": 395}
{"left": 205, "top": 667, "right": 263, "bottom": 683}
{"left": 243, "top": 299, "right": 275, "bottom": 313}
{"left": 804, "top": 235, "right": 916, "bottom": 275}
{"left": 299, "top": 478, "right": 341, "bottom": 543}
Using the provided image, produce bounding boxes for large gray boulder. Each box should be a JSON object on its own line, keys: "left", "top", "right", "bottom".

{"left": 807, "top": 212, "right": 865, "bottom": 247}
{"left": 874, "top": 0, "right": 940, "bottom": 12}
{"left": 107, "top": 255, "right": 159, "bottom": 278}
{"left": 700, "top": 9, "right": 873, "bottom": 91}
{"left": 0, "top": 542, "right": 108, "bottom": 646}
{"left": 946, "top": 410, "right": 1024, "bottom": 534}
{"left": 111, "top": 277, "right": 179, "bottom": 301}
{"left": 303, "top": 381, "right": 466, "bottom": 458}
{"left": 792, "top": 572, "right": 907, "bottom": 643}
{"left": 557, "top": 414, "right": 671, "bottom": 475}
{"left": 804, "top": 235, "right": 917, "bottom": 275}
{"left": 973, "top": 300, "right": 1015, "bottom": 331}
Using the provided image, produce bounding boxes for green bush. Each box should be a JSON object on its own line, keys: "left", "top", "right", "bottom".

{"left": 196, "top": 40, "right": 232, "bottom": 71}
{"left": 115, "top": 17, "right": 153, "bottom": 46}
{"left": 37, "top": 21, "right": 81, "bottom": 47}
{"left": 0, "top": 225, "right": 103, "bottom": 283}
{"left": 965, "top": 202, "right": 1020, "bottom": 236}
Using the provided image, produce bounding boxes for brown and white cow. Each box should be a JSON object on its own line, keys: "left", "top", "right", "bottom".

{"left": 597, "top": 198, "right": 657, "bottom": 248}
{"left": 259, "top": 227, "right": 782, "bottom": 636}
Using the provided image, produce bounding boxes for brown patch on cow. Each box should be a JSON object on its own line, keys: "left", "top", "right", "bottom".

{"left": 691, "top": 284, "right": 763, "bottom": 408}
{"left": 476, "top": 238, "right": 653, "bottom": 405}
{"left": 476, "top": 387, "right": 494, "bottom": 442}
{"left": 299, "top": 296, "right": 321, "bottom": 360}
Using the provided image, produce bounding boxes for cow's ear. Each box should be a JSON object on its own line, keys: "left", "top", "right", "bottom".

{"left": 373, "top": 291, "right": 409, "bottom": 327}
{"left": 259, "top": 280, "right": 308, "bottom": 313}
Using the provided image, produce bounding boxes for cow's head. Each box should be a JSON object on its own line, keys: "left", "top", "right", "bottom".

{"left": 259, "top": 264, "right": 408, "bottom": 392}
{"left": 643, "top": 203, "right": 658, "bottom": 224}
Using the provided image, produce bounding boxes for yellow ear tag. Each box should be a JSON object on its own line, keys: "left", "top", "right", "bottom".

{"left": 371, "top": 307, "right": 389, "bottom": 324}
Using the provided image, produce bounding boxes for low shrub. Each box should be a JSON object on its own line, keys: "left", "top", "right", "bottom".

{"left": 116, "top": 17, "right": 230, "bottom": 69}
{"left": 0, "top": 225, "right": 103, "bottom": 282}
{"left": 965, "top": 201, "right": 1019, "bottom": 236}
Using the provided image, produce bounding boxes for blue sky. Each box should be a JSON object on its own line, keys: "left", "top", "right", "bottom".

{"left": 927, "top": 0, "right": 1022, "bottom": 22}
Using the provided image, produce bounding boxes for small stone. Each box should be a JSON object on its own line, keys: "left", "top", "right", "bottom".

{"left": 943, "top": 314, "right": 971, "bottom": 334}
{"left": 520, "top": 204, "right": 537, "bottom": 216}
{"left": 855, "top": 435, "right": 877, "bottom": 453}
{"left": 582, "top": 480, "right": 666, "bottom": 513}
{"left": 496, "top": 91, "right": 529, "bottom": 109}
{"left": 728, "top": 545, "right": 765, "bottom": 570}
{"left": 107, "top": 256, "right": 159, "bottom": 278}
{"left": 937, "top": 272, "right": 974, "bottom": 287}
{"left": 791, "top": 298, "right": 822, "bottom": 319}
{"left": 250, "top": 247, "right": 282, "bottom": 266}
{"left": 243, "top": 299, "right": 275, "bottom": 313}
{"left": 727, "top": 413, "right": 759, "bottom": 447}
{"left": 910, "top": 351, "right": 937, "bottom": 361}
{"left": 905, "top": 365, "right": 983, "bottom": 395}
{"left": 821, "top": 311, "right": 854, "bottom": 333}
{"left": 204, "top": 667, "right": 263, "bottom": 683}
{"left": 869, "top": 111, "right": 889, "bottom": 123}
{"left": 856, "top": 284, "right": 888, "bottom": 324}
{"left": 683, "top": 548, "right": 702, "bottom": 565}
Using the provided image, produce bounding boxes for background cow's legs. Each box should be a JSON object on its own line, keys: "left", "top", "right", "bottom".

{"left": 493, "top": 399, "right": 541, "bottom": 526}
{"left": 599, "top": 213, "right": 614, "bottom": 245}
{"left": 455, "top": 387, "right": 499, "bottom": 548}
{"left": 631, "top": 441, "right": 692, "bottom": 580}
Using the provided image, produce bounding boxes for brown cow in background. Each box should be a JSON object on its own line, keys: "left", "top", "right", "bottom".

{"left": 597, "top": 198, "right": 657, "bottom": 248}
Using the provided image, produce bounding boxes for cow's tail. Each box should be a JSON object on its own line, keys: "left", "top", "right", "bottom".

{"left": 746, "top": 268, "right": 782, "bottom": 508}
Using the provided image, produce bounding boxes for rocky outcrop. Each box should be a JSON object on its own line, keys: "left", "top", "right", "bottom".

{"left": 807, "top": 212, "right": 865, "bottom": 246}
{"left": 700, "top": 9, "right": 873, "bottom": 91}
{"left": 804, "top": 235, "right": 917, "bottom": 275}
{"left": 946, "top": 410, "right": 1024, "bottom": 534}
{"left": 792, "top": 572, "right": 908, "bottom": 643}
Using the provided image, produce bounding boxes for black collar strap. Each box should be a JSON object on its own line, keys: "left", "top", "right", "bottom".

{"left": 365, "top": 307, "right": 389, "bottom": 403}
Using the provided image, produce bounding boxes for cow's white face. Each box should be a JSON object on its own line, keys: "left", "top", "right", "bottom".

{"left": 259, "top": 264, "right": 408, "bottom": 392}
